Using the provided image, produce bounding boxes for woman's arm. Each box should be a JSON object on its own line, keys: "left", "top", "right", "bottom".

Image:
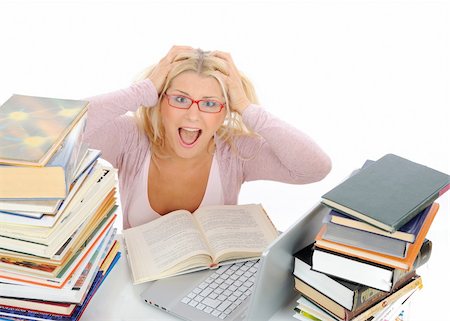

{"left": 82, "top": 79, "right": 158, "bottom": 166}
{"left": 238, "top": 104, "right": 332, "bottom": 184}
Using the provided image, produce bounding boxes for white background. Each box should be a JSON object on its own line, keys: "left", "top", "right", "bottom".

{"left": 0, "top": 1, "right": 448, "bottom": 320}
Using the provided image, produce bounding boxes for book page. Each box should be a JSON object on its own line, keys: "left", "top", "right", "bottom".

{"left": 194, "top": 204, "right": 279, "bottom": 262}
{"left": 123, "top": 210, "right": 212, "bottom": 283}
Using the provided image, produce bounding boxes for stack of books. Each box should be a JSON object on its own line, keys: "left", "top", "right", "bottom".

{"left": 292, "top": 154, "right": 450, "bottom": 321}
{"left": 0, "top": 94, "right": 121, "bottom": 321}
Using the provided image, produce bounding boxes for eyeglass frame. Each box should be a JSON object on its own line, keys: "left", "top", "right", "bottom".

{"left": 163, "top": 93, "right": 226, "bottom": 113}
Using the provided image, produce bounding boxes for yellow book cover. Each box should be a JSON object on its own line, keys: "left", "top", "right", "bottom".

{"left": 0, "top": 94, "right": 88, "bottom": 166}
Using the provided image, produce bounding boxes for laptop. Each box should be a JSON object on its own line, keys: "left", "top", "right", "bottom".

{"left": 140, "top": 202, "right": 328, "bottom": 321}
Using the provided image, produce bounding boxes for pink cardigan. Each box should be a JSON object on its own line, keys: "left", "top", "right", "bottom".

{"left": 83, "top": 79, "right": 332, "bottom": 229}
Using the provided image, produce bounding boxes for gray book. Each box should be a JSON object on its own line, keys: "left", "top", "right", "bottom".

{"left": 322, "top": 222, "right": 408, "bottom": 258}
{"left": 321, "top": 153, "right": 450, "bottom": 232}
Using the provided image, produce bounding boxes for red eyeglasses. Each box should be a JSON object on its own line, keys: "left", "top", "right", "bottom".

{"left": 164, "top": 94, "right": 225, "bottom": 113}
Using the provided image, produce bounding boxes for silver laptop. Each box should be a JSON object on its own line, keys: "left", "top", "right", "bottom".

{"left": 140, "top": 202, "right": 328, "bottom": 321}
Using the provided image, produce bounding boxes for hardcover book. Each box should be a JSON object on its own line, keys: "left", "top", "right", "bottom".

{"left": 123, "top": 204, "right": 278, "bottom": 284}
{"left": 293, "top": 243, "right": 383, "bottom": 311}
{"left": 321, "top": 153, "right": 450, "bottom": 232}
{"left": 0, "top": 94, "right": 88, "bottom": 167}
{"left": 311, "top": 238, "right": 432, "bottom": 291}
{"left": 0, "top": 117, "right": 87, "bottom": 200}
{"left": 314, "top": 202, "right": 439, "bottom": 271}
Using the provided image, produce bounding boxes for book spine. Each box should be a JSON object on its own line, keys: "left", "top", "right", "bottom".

{"left": 392, "top": 239, "right": 431, "bottom": 285}
{"left": 411, "top": 238, "right": 432, "bottom": 270}
{"left": 345, "top": 290, "right": 388, "bottom": 320}
{"left": 351, "top": 276, "right": 422, "bottom": 321}
{"left": 352, "top": 287, "right": 383, "bottom": 311}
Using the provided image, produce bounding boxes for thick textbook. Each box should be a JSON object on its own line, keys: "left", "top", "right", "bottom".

{"left": 0, "top": 118, "right": 87, "bottom": 200}
{"left": 0, "top": 94, "right": 88, "bottom": 167}
{"left": 293, "top": 243, "right": 383, "bottom": 311}
{"left": 321, "top": 153, "right": 450, "bottom": 232}
{"left": 123, "top": 204, "right": 278, "bottom": 284}
{"left": 312, "top": 238, "right": 431, "bottom": 291}
{"left": 314, "top": 202, "right": 438, "bottom": 271}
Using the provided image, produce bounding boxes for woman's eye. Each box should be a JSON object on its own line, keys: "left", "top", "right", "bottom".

{"left": 203, "top": 100, "right": 218, "bottom": 108}
{"left": 175, "top": 96, "right": 188, "bottom": 103}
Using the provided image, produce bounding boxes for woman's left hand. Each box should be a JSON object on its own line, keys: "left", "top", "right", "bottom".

{"left": 211, "top": 51, "right": 251, "bottom": 114}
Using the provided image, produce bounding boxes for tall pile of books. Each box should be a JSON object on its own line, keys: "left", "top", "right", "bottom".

{"left": 292, "top": 154, "right": 450, "bottom": 321}
{"left": 0, "top": 94, "right": 121, "bottom": 321}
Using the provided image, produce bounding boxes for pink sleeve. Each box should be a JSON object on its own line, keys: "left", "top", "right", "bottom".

{"left": 238, "top": 104, "right": 332, "bottom": 184}
{"left": 82, "top": 79, "right": 158, "bottom": 167}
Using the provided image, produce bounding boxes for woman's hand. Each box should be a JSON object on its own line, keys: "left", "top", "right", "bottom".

{"left": 211, "top": 51, "right": 252, "bottom": 114}
{"left": 148, "top": 45, "right": 194, "bottom": 94}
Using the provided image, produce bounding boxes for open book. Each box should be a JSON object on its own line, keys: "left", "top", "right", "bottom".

{"left": 123, "top": 204, "right": 279, "bottom": 284}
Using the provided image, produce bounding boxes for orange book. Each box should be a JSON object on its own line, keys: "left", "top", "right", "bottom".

{"left": 315, "top": 202, "right": 439, "bottom": 270}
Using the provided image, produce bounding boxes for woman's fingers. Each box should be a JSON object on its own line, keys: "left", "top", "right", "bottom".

{"left": 149, "top": 46, "right": 194, "bottom": 93}
{"left": 210, "top": 51, "right": 250, "bottom": 114}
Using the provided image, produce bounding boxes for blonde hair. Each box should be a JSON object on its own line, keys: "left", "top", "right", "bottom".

{"left": 135, "top": 49, "right": 259, "bottom": 156}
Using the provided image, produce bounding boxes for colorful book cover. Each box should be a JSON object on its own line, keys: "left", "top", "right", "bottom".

{"left": 0, "top": 94, "right": 88, "bottom": 167}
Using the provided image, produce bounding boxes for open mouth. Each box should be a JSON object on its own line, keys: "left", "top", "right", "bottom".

{"left": 178, "top": 127, "right": 202, "bottom": 146}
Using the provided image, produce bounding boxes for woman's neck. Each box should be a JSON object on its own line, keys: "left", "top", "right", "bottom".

{"left": 154, "top": 139, "right": 215, "bottom": 170}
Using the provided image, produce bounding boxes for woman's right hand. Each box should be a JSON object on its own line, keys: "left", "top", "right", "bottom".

{"left": 148, "top": 45, "right": 194, "bottom": 94}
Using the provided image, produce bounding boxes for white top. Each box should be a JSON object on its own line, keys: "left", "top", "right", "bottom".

{"left": 127, "top": 150, "right": 224, "bottom": 227}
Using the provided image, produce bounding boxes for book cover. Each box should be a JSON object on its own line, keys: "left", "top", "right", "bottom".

{"left": 0, "top": 117, "right": 87, "bottom": 200}
{"left": 0, "top": 94, "right": 88, "bottom": 167}
{"left": 314, "top": 203, "right": 438, "bottom": 271}
{"left": 321, "top": 153, "right": 450, "bottom": 232}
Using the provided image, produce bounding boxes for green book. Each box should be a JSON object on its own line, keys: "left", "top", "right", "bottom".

{"left": 321, "top": 154, "right": 450, "bottom": 232}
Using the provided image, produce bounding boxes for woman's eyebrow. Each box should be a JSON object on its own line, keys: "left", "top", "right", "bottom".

{"left": 170, "top": 89, "right": 191, "bottom": 96}
{"left": 170, "top": 89, "right": 221, "bottom": 100}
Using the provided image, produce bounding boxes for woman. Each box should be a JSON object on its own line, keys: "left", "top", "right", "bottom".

{"left": 83, "top": 46, "right": 332, "bottom": 229}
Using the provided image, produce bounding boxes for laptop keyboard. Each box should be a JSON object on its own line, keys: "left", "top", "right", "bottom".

{"left": 181, "top": 260, "right": 259, "bottom": 319}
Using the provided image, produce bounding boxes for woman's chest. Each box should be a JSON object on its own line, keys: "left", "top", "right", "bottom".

{"left": 147, "top": 159, "right": 212, "bottom": 215}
